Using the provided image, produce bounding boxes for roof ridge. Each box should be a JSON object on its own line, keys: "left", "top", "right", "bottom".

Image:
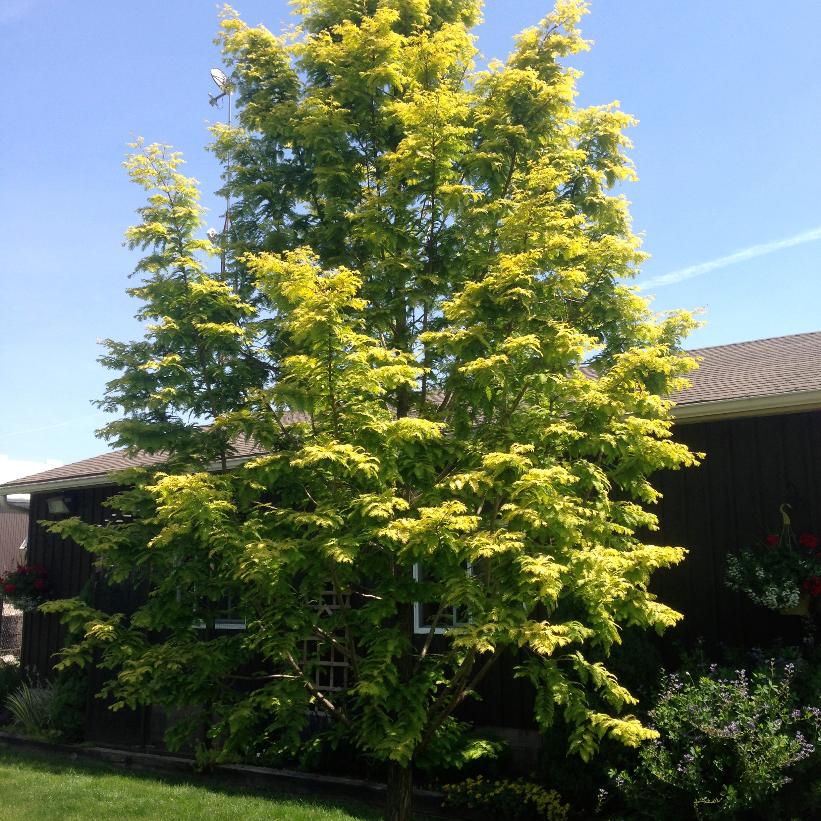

{"left": 688, "top": 330, "right": 821, "bottom": 355}
{"left": 0, "top": 435, "right": 268, "bottom": 492}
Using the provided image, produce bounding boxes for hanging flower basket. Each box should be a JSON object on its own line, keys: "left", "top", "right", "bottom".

{"left": 0, "top": 564, "right": 52, "bottom": 613}
{"left": 725, "top": 505, "right": 821, "bottom": 614}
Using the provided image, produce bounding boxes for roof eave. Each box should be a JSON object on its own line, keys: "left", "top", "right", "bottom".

{"left": 0, "top": 454, "right": 260, "bottom": 497}
{"left": 673, "top": 388, "right": 821, "bottom": 424}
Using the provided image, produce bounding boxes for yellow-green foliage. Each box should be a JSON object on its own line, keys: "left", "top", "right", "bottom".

{"left": 44, "top": 0, "right": 699, "bottom": 795}
{"left": 442, "top": 776, "right": 570, "bottom": 821}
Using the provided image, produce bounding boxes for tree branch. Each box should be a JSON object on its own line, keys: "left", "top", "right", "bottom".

{"left": 284, "top": 651, "right": 351, "bottom": 726}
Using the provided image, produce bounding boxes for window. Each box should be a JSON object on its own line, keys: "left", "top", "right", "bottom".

{"left": 192, "top": 592, "right": 246, "bottom": 631}
{"left": 412, "top": 562, "right": 472, "bottom": 635}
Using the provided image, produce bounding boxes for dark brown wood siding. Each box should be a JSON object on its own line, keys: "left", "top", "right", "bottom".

{"left": 652, "top": 410, "right": 821, "bottom": 649}
{"left": 462, "top": 650, "right": 536, "bottom": 730}
{"left": 21, "top": 485, "right": 150, "bottom": 746}
{"left": 21, "top": 487, "right": 110, "bottom": 673}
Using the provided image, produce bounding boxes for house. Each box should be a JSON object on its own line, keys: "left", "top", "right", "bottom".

{"left": 652, "top": 332, "right": 821, "bottom": 648}
{"left": 2, "top": 330, "right": 821, "bottom": 747}
{"left": 0, "top": 496, "right": 29, "bottom": 660}
{"left": 0, "top": 496, "right": 28, "bottom": 575}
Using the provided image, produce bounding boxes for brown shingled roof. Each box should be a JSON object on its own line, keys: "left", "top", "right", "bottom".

{"left": 4, "top": 332, "right": 821, "bottom": 494}
{"left": 671, "top": 331, "right": 821, "bottom": 406}
{"left": 0, "top": 437, "right": 267, "bottom": 493}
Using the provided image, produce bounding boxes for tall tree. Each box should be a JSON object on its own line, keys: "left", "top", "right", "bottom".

{"left": 45, "top": 2, "right": 699, "bottom": 818}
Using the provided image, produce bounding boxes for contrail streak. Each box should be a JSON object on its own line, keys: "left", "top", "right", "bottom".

{"left": 0, "top": 412, "right": 106, "bottom": 441}
{"left": 641, "top": 225, "right": 821, "bottom": 290}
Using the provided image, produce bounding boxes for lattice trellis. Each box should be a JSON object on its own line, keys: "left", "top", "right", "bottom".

{"left": 0, "top": 600, "right": 22, "bottom": 662}
{"left": 302, "top": 586, "right": 351, "bottom": 693}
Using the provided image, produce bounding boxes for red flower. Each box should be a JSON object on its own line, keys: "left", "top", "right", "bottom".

{"left": 33, "top": 579, "right": 46, "bottom": 591}
{"left": 3, "top": 583, "right": 16, "bottom": 594}
{"left": 765, "top": 534, "right": 780, "bottom": 546}
{"left": 800, "top": 533, "right": 819, "bottom": 550}
{"left": 804, "top": 576, "right": 821, "bottom": 597}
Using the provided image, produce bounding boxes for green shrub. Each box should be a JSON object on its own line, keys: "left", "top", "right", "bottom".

{"left": 537, "top": 718, "right": 640, "bottom": 815}
{"left": 48, "top": 667, "right": 88, "bottom": 742}
{"left": 617, "top": 661, "right": 821, "bottom": 819}
{"left": 442, "top": 776, "right": 569, "bottom": 821}
{"left": 531, "top": 629, "right": 662, "bottom": 814}
{"left": 5, "top": 681, "right": 55, "bottom": 737}
{"left": 2, "top": 666, "right": 87, "bottom": 742}
{"left": 604, "top": 627, "right": 665, "bottom": 705}
{"left": 415, "top": 718, "right": 508, "bottom": 781}
{"left": 0, "top": 661, "right": 24, "bottom": 709}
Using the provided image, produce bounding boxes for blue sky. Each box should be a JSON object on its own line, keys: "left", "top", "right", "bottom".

{"left": 2, "top": 0, "right": 821, "bottom": 477}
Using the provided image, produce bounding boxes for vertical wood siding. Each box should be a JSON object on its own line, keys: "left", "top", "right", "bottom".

{"left": 0, "top": 508, "right": 28, "bottom": 575}
{"left": 22, "top": 488, "right": 105, "bottom": 673}
{"left": 20, "top": 486, "right": 148, "bottom": 747}
{"left": 652, "top": 410, "right": 821, "bottom": 649}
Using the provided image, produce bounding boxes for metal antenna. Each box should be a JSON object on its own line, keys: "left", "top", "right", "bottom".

{"left": 209, "top": 68, "right": 232, "bottom": 280}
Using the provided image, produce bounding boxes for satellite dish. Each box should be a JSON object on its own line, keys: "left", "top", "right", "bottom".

{"left": 210, "top": 68, "right": 229, "bottom": 93}
{"left": 209, "top": 68, "right": 231, "bottom": 107}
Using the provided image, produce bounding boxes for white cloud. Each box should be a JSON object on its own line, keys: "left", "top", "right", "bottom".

{"left": 0, "top": 454, "right": 62, "bottom": 485}
{"left": 641, "top": 225, "right": 821, "bottom": 290}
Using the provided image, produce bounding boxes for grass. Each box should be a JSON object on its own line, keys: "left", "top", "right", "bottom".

{"left": 0, "top": 747, "right": 391, "bottom": 820}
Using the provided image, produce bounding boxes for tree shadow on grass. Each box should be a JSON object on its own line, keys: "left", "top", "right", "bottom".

{"left": 0, "top": 745, "right": 401, "bottom": 820}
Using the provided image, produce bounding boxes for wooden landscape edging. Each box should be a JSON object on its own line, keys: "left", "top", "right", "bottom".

{"left": 0, "top": 732, "right": 451, "bottom": 818}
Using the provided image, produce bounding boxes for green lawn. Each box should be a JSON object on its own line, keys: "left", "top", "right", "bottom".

{"left": 0, "top": 747, "right": 389, "bottom": 820}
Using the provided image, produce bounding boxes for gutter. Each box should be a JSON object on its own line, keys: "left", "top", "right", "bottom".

{"left": 672, "top": 388, "right": 821, "bottom": 424}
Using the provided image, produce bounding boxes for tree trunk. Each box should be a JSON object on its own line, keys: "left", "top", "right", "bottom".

{"left": 385, "top": 761, "right": 413, "bottom": 821}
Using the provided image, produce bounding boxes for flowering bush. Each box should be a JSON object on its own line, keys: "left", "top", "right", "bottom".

{"left": 725, "top": 521, "right": 821, "bottom": 610}
{"left": 0, "top": 564, "right": 51, "bottom": 612}
{"left": 616, "top": 662, "right": 821, "bottom": 818}
{"left": 442, "top": 776, "right": 569, "bottom": 821}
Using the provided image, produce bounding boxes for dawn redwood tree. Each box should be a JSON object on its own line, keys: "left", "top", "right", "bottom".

{"left": 44, "top": 2, "right": 699, "bottom": 818}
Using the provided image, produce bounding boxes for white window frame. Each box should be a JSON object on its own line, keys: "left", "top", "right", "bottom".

{"left": 190, "top": 592, "right": 246, "bottom": 631}
{"left": 193, "top": 617, "right": 247, "bottom": 631}
{"left": 412, "top": 562, "right": 472, "bottom": 635}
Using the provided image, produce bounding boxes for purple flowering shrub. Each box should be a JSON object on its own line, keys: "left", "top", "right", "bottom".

{"left": 617, "top": 662, "right": 821, "bottom": 818}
